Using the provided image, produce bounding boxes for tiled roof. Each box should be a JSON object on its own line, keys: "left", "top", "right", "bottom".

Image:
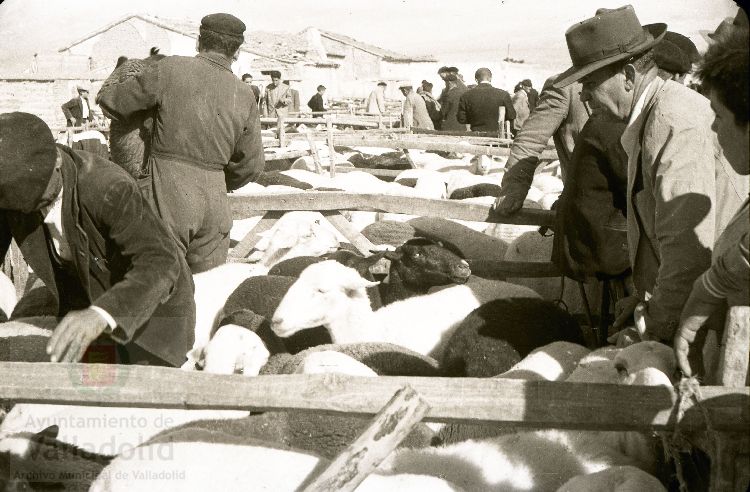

{"left": 318, "top": 30, "right": 436, "bottom": 62}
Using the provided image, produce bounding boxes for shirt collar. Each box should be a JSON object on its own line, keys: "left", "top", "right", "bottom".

{"left": 196, "top": 52, "right": 233, "bottom": 72}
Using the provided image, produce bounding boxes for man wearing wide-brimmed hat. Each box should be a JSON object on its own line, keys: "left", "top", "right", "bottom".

{"left": 555, "top": 5, "right": 746, "bottom": 344}
{"left": 97, "top": 13, "right": 265, "bottom": 274}
{"left": 61, "top": 85, "right": 93, "bottom": 127}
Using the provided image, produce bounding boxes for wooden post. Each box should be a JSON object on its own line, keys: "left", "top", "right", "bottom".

{"left": 326, "top": 116, "right": 337, "bottom": 178}
{"left": 277, "top": 115, "right": 286, "bottom": 148}
{"left": 498, "top": 106, "right": 506, "bottom": 138}
{"left": 305, "top": 133, "right": 324, "bottom": 175}
{"left": 227, "top": 211, "right": 283, "bottom": 261}
{"left": 302, "top": 386, "right": 430, "bottom": 492}
{"left": 322, "top": 211, "right": 377, "bottom": 257}
{"left": 715, "top": 305, "right": 750, "bottom": 387}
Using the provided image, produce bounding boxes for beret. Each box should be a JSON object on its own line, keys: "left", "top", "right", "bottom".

{"left": 437, "top": 66, "right": 450, "bottom": 73}
{"left": 444, "top": 74, "right": 458, "bottom": 82}
{"left": 521, "top": 78, "right": 532, "bottom": 86}
{"left": 654, "top": 39, "right": 691, "bottom": 75}
{"left": 398, "top": 84, "right": 413, "bottom": 90}
{"left": 446, "top": 66, "right": 459, "bottom": 72}
{"left": 663, "top": 32, "right": 700, "bottom": 63}
{"left": 269, "top": 70, "right": 282, "bottom": 78}
{"left": 0, "top": 113, "right": 58, "bottom": 213}
{"left": 377, "top": 81, "right": 387, "bottom": 86}
{"left": 200, "top": 13, "right": 246, "bottom": 38}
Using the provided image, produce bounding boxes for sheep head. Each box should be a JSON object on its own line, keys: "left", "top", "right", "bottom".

{"left": 384, "top": 238, "right": 471, "bottom": 290}
{"left": 271, "top": 261, "right": 378, "bottom": 338}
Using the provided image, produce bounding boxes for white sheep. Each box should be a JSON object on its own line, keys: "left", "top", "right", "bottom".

{"left": 191, "top": 262, "right": 269, "bottom": 354}
{"left": 293, "top": 350, "right": 378, "bottom": 377}
{"left": 90, "top": 439, "right": 463, "bottom": 491}
{"left": 279, "top": 169, "right": 331, "bottom": 188}
{"left": 469, "top": 154, "right": 507, "bottom": 175}
{"left": 556, "top": 465, "right": 667, "bottom": 492}
{"left": 271, "top": 260, "right": 538, "bottom": 360}
{"left": 0, "top": 271, "right": 17, "bottom": 319}
{"left": 532, "top": 174, "right": 564, "bottom": 194}
{"left": 229, "top": 215, "right": 263, "bottom": 243}
{"left": 497, "top": 341, "right": 591, "bottom": 382}
{"left": 184, "top": 324, "right": 270, "bottom": 376}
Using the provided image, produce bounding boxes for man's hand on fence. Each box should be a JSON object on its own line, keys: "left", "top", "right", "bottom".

{"left": 493, "top": 158, "right": 538, "bottom": 215}
{"left": 47, "top": 308, "right": 109, "bottom": 363}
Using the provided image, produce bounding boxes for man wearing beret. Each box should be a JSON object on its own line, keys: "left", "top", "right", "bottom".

{"left": 0, "top": 113, "right": 195, "bottom": 366}
{"left": 261, "top": 71, "right": 293, "bottom": 118}
{"left": 97, "top": 13, "right": 264, "bottom": 274}
{"left": 554, "top": 5, "right": 746, "bottom": 345}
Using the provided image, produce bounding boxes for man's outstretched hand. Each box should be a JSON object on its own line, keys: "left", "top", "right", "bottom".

{"left": 47, "top": 308, "right": 108, "bottom": 363}
{"left": 493, "top": 159, "right": 538, "bottom": 215}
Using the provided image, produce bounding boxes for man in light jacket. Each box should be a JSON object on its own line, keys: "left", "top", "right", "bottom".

{"left": 366, "top": 82, "right": 387, "bottom": 114}
{"left": 399, "top": 84, "right": 434, "bottom": 130}
{"left": 555, "top": 5, "right": 746, "bottom": 342}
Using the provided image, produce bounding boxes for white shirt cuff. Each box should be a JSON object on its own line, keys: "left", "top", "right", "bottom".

{"left": 90, "top": 306, "right": 117, "bottom": 331}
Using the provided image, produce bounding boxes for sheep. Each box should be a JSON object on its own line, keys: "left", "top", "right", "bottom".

{"left": 260, "top": 342, "right": 441, "bottom": 377}
{"left": 271, "top": 260, "right": 539, "bottom": 360}
{"left": 469, "top": 154, "right": 507, "bottom": 175}
{"left": 408, "top": 216, "right": 511, "bottom": 265}
{"left": 247, "top": 211, "right": 342, "bottom": 267}
{"left": 90, "top": 437, "right": 460, "bottom": 491}
{"left": 444, "top": 170, "right": 501, "bottom": 197}
{"left": 293, "top": 350, "right": 379, "bottom": 377}
{"left": 557, "top": 465, "right": 667, "bottom": 492}
{"left": 532, "top": 174, "right": 564, "bottom": 195}
{"left": 191, "top": 262, "right": 269, "bottom": 356}
{"left": 0, "top": 272, "right": 17, "bottom": 321}
{"left": 376, "top": 342, "right": 675, "bottom": 491}
{"left": 279, "top": 169, "right": 331, "bottom": 188}
{"left": 96, "top": 51, "right": 165, "bottom": 179}
{"left": 0, "top": 425, "right": 113, "bottom": 491}
{"left": 503, "top": 231, "right": 602, "bottom": 316}
{"left": 360, "top": 220, "right": 417, "bottom": 245}
{"left": 229, "top": 215, "right": 263, "bottom": 243}
{"left": 440, "top": 297, "right": 586, "bottom": 377}
{"left": 349, "top": 150, "right": 413, "bottom": 170}
{"left": 184, "top": 324, "right": 270, "bottom": 376}
{"left": 0, "top": 317, "right": 57, "bottom": 362}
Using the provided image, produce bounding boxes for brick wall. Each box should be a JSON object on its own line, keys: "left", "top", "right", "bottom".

{"left": 0, "top": 78, "right": 99, "bottom": 129}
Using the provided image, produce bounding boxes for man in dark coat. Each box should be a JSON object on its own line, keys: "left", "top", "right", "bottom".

{"left": 97, "top": 13, "right": 265, "bottom": 273}
{"left": 457, "top": 68, "right": 516, "bottom": 132}
{"left": 61, "top": 86, "right": 94, "bottom": 127}
{"left": 0, "top": 112, "right": 195, "bottom": 367}
{"left": 521, "top": 79, "right": 539, "bottom": 110}
{"left": 439, "top": 75, "right": 468, "bottom": 131}
{"left": 241, "top": 73, "right": 261, "bottom": 103}
{"left": 307, "top": 85, "right": 327, "bottom": 115}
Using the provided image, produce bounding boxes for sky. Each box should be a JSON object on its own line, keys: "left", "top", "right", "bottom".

{"left": 0, "top": 0, "right": 740, "bottom": 71}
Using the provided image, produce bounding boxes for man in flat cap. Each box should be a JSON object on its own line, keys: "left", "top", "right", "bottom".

{"left": 262, "top": 70, "right": 293, "bottom": 118}
{"left": 440, "top": 74, "right": 468, "bottom": 131}
{"left": 366, "top": 82, "right": 388, "bottom": 115}
{"left": 61, "top": 86, "right": 94, "bottom": 127}
{"left": 555, "top": 5, "right": 745, "bottom": 346}
{"left": 0, "top": 112, "right": 195, "bottom": 366}
{"left": 399, "top": 84, "right": 434, "bottom": 130}
{"left": 97, "top": 13, "right": 264, "bottom": 274}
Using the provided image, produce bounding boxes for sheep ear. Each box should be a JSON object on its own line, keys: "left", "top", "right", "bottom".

{"left": 185, "top": 346, "right": 207, "bottom": 369}
{"left": 383, "top": 249, "right": 403, "bottom": 261}
{"left": 37, "top": 425, "right": 59, "bottom": 439}
{"left": 343, "top": 277, "right": 380, "bottom": 297}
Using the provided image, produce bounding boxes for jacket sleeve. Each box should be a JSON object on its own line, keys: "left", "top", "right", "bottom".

{"left": 225, "top": 100, "right": 265, "bottom": 191}
{"left": 96, "top": 64, "right": 161, "bottom": 122}
{"left": 644, "top": 122, "right": 718, "bottom": 338}
{"left": 61, "top": 99, "right": 76, "bottom": 121}
{"left": 503, "top": 92, "right": 516, "bottom": 121}
{"left": 700, "top": 230, "right": 749, "bottom": 301}
{"left": 89, "top": 178, "right": 183, "bottom": 341}
{"left": 506, "top": 78, "right": 569, "bottom": 168}
{"left": 456, "top": 93, "right": 468, "bottom": 124}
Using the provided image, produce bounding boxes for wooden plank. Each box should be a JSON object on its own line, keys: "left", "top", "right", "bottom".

{"left": 261, "top": 117, "right": 379, "bottom": 128}
{"left": 332, "top": 136, "right": 511, "bottom": 157}
{"left": 277, "top": 115, "right": 286, "bottom": 148}
{"left": 305, "top": 132, "right": 324, "bottom": 174}
{"left": 227, "top": 211, "right": 283, "bottom": 260}
{"left": 0, "top": 363, "right": 747, "bottom": 431}
{"left": 467, "top": 259, "right": 561, "bottom": 279}
{"left": 230, "top": 192, "right": 555, "bottom": 227}
{"left": 333, "top": 167, "right": 401, "bottom": 181}
{"left": 326, "top": 116, "right": 337, "bottom": 178}
{"left": 412, "top": 127, "right": 506, "bottom": 139}
{"left": 303, "top": 386, "right": 430, "bottom": 492}
{"left": 322, "top": 211, "right": 377, "bottom": 256}
{"left": 264, "top": 149, "right": 310, "bottom": 161}
{"left": 715, "top": 305, "right": 750, "bottom": 387}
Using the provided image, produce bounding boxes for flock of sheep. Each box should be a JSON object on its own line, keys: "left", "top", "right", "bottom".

{"left": 0, "top": 145, "right": 675, "bottom": 491}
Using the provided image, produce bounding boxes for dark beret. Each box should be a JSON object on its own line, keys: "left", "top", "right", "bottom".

{"left": 398, "top": 84, "right": 413, "bottom": 90}
{"left": 0, "top": 112, "right": 58, "bottom": 213}
{"left": 444, "top": 74, "right": 458, "bottom": 82}
{"left": 654, "top": 39, "right": 691, "bottom": 75}
{"left": 438, "top": 66, "right": 450, "bottom": 73}
{"left": 377, "top": 81, "right": 387, "bottom": 86}
{"left": 200, "top": 13, "right": 246, "bottom": 38}
{"left": 446, "top": 66, "right": 459, "bottom": 73}
{"left": 521, "top": 78, "right": 532, "bottom": 87}
{"left": 269, "top": 70, "right": 281, "bottom": 78}
{"left": 663, "top": 32, "right": 700, "bottom": 63}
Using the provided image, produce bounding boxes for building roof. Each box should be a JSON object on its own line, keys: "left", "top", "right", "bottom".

{"left": 57, "top": 14, "right": 435, "bottom": 65}
{"left": 317, "top": 30, "right": 437, "bottom": 63}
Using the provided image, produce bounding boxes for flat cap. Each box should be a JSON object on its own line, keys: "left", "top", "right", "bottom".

{"left": 437, "top": 66, "right": 450, "bottom": 73}
{"left": 269, "top": 70, "right": 282, "bottom": 78}
{"left": 654, "top": 39, "right": 691, "bottom": 75}
{"left": 398, "top": 84, "right": 413, "bottom": 90}
{"left": 200, "top": 13, "right": 246, "bottom": 38}
{"left": 444, "top": 73, "right": 458, "bottom": 82}
{"left": 446, "top": 66, "right": 459, "bottom": 73}
{"left": 0, "top": 112, "right": 58, "bottom": 213}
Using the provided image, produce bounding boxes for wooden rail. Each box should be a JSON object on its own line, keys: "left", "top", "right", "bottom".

{"left": 1, "top": 363, "right": 747, "bottom": 432}
{"left": 260, "top": 117, "right": 380, "bottom": 128}
{"left": 229, "top": 192, "right": 555, "bottom": 227}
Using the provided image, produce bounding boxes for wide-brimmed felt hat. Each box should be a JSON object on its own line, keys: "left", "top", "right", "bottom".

{"left": 554, "top": 5, "right": 667, "bottom": 88}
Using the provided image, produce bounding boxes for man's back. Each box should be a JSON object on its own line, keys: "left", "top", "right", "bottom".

{"left": 457, "top": 84, "right": 515, "bottom": 131}
{"left": 148, "top": 54, "right": 257, "bottom": 167}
